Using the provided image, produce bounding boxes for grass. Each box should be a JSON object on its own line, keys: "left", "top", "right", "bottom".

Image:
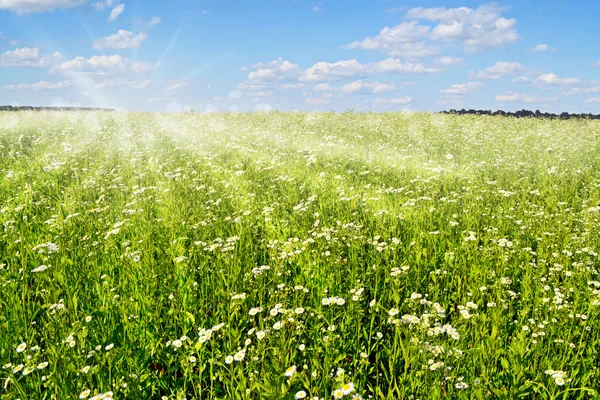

{"left": 0, "top": 110, "right": 599, "bottom": 399}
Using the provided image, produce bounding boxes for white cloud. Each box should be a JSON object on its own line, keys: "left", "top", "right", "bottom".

{"left": 470, "top": 61, "right": 525, "bottom": 79}
{"left": 247, "top": 58, "right": 300, "bottom": 81}
{"left": 372, "top": 83, "right": 396, "bottom": 94}
{"left": 0, "top": 0, "right": 82, "bottom": 13}
{"left": 585, "top": 86, "right": 600, "bottom": 94}
{"left": 373, "top": 97, "right": 413, "bottom": 105}
{"left": 585, "top": 97, "right": 600, "bottom": 104}
{"left": 590, "top": 61, "right": 600, "bottom": 67}
{"left": 338, "top": 80, "right": 396, "bottom": 94}
{"left": 302, "top": 59, "right": 365, "bottom": 81}
{"left": 51, "top": 55, "right": 158, "bottom": 74}
{"left": 4, "top": 80, "right": 69, "bottom": 90}
{"left": 92, "top": 0, "right": 117, "bottom": 11}
{"left": 349, "top": 4, "right": 520, "bottom": 57}
{"left": 532, "top": 73, "right": 580, "bottom": 85}
{"left": 0, "top": 47, "right": 61, "bottom": 67}
{"left": 405, "top": 4, "right": 520, "bottom": 52}
{"left": 344, "top": 21, "right": 435, "bottom": 58}
{"left": 530, "top": 44, "right": 556, "bottom": 52}
{"left": 93, "top": 30, "right": 147, "bottom": 49}
{"left": 133, "top": 79, "right": 151, "bottom": 89}
{"left": 495, "top": 91, "right": 558, "bottom": 103}
{"left": 149, "top": 16, "right": 161, "bottom": 25}
{"left": 314, "top": 83, "right": 332, "bottom": 91}
{"left": 108, "top": 3, "right": 124, "bottom": 21}
{"left": 439, "top": 81, "right": 483, "bottom": 94}
{"left": 301, "top": 58, "right": 439, "bottom": 81}
{"left": 434, "top": 56, "right": 463, "bottom": 66}
{"left": 279, "top": 82, "right": 305, "bottom": 89}
{"left": 165, "top": 83, "right": 185, "bottom": 92}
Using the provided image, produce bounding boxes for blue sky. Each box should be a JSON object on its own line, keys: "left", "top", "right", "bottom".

{"left": 0, "top": 0, "right": 598, "bottom": 112}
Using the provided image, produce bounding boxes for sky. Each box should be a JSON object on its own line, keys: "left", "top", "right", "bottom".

{"left": 0, "top": 0, "right": 599, "bottom": 113}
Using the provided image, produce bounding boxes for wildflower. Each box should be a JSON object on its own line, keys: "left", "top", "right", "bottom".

{"left": 105, "top": 343, "right": 114, "bottom": 351}
{"left": 189, "top": 356, "right": 197, "bottom": 363}
{"left": 555, "top": 377, "right": 565, "bottom": 385}
{"left": 32, "top": 265, "right": 49, "bottom": 273}
{"left": 342, "top": 382, "right": 355, "bottom": 395}
{"left": 234, "top": 351, "right": 245, "bottom": 361}
{"left": 285, "top": 365, "right": 296, "bottom": 377}
{"left": 171, "top": 340, "right": 182, "bottom": 349}
{"left": 333, "top": 389, "right": 344, "bottom": 398}
{"left": 256, "top": 331, "right": 266, "bottom": 340}
{"left": 37, "top": 362, "right": 49, "bottom": 370}
{"left": 225, "top": 355, "right": 234, "bottom": 364}
{"left": 80, "top": 390, "right": 91, "bottom": 399}
{"left": 22, "top": 367, "right": 34, "bottom": 375}
{"left": 295, "top": 391, "right": 307, "bottom": 399}
{"left": 388, "top": 308, "right": 399, "bottom": 316}
{"left": 82, "top": 366, "right": 91, "bottom": 373}
{"left": 16, "top": 342, "right": 26, "bottom": 353}
{"left": 295, "top": 307, "right": 305, "bottom": 315}
{"left": 249, "top": 307, "right": 263, "bottom": 316}
{"left": 85, "top": 316, "right": 92, "bottom": 323}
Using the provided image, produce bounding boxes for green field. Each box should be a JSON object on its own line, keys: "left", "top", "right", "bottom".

{"left": 1, "top": 111, "right": 599, "bottom": 399}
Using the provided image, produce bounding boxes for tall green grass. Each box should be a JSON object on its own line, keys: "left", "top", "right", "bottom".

{"left": 0, "top": 111, "right": 599, "bottom": 399}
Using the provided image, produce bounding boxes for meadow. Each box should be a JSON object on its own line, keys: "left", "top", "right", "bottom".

{"left": 0, "top": 111, "right": 599, "bottom": 399}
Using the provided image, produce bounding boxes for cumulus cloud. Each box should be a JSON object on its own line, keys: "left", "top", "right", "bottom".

{"left": 530, "top": 44, "right": 556, "bottom": 52}
{"left": 165, "top": 82, "right": 186, "bottom": 92}
{"left": 301, "top": 58, "right": 440, "bottom": 81}
{"left": 108, "top": 3, "right": 124, "bottom": 21}
{"left": 91, "top": 0, "right": 117, "bottom": 11}
{"left": 279, "top": 82, "right": 305, "bottom": 89}
{"left": 439, "top": 81, "right": 483, "bottom": 94}
{"left": 405, "top": 4, "right": 520, "bottom": 52}
{"left": 246, "top": 58, "right": 300, "bottom": 81}
{"left": 344, "top": 21, "right": 435, "bottom": 58}
{"left": 470, "top": 61, "right": 525, "bottom": 80}
{"left": 4, "top": 80, "right": 70, "bottom": 90}
{"left": 495, "top": 91, "right": 558, "bottom": 103}
{"left": 346, "top": 4, "right": 520, "bottom": 57}
{"left": 533, "top": 73, "right": 580, "bottom": 85}
{"left": 93, "top": 30, "right": 147, "bottom": 49}
{"left": 434, "top": 56, "right": 463, "bottom": 66}
{"left": 0, "top": 47, "right": 61, "bottom": 67}
{"left": 51, "top": 55, "right": 158, "bottom": 74}
{"left": 0, "top": 0, "right": 82, "bottom": 13}
{"left": 338, "top": 80, "right": 396, "bottom": 94}
{"left": 516, "top": 73, "right": 581, "bottom": 86}
{"left": 373, "top": 97, "right": 413, "bottom": 105}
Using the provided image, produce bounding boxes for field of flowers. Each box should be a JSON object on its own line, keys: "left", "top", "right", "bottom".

{"left": 0, "top": 111, "right": 599, "bottom": 399}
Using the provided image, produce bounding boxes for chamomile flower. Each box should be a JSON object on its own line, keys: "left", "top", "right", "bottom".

{"left": 285, "top": 365, "right": 296, "bottom": 377}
